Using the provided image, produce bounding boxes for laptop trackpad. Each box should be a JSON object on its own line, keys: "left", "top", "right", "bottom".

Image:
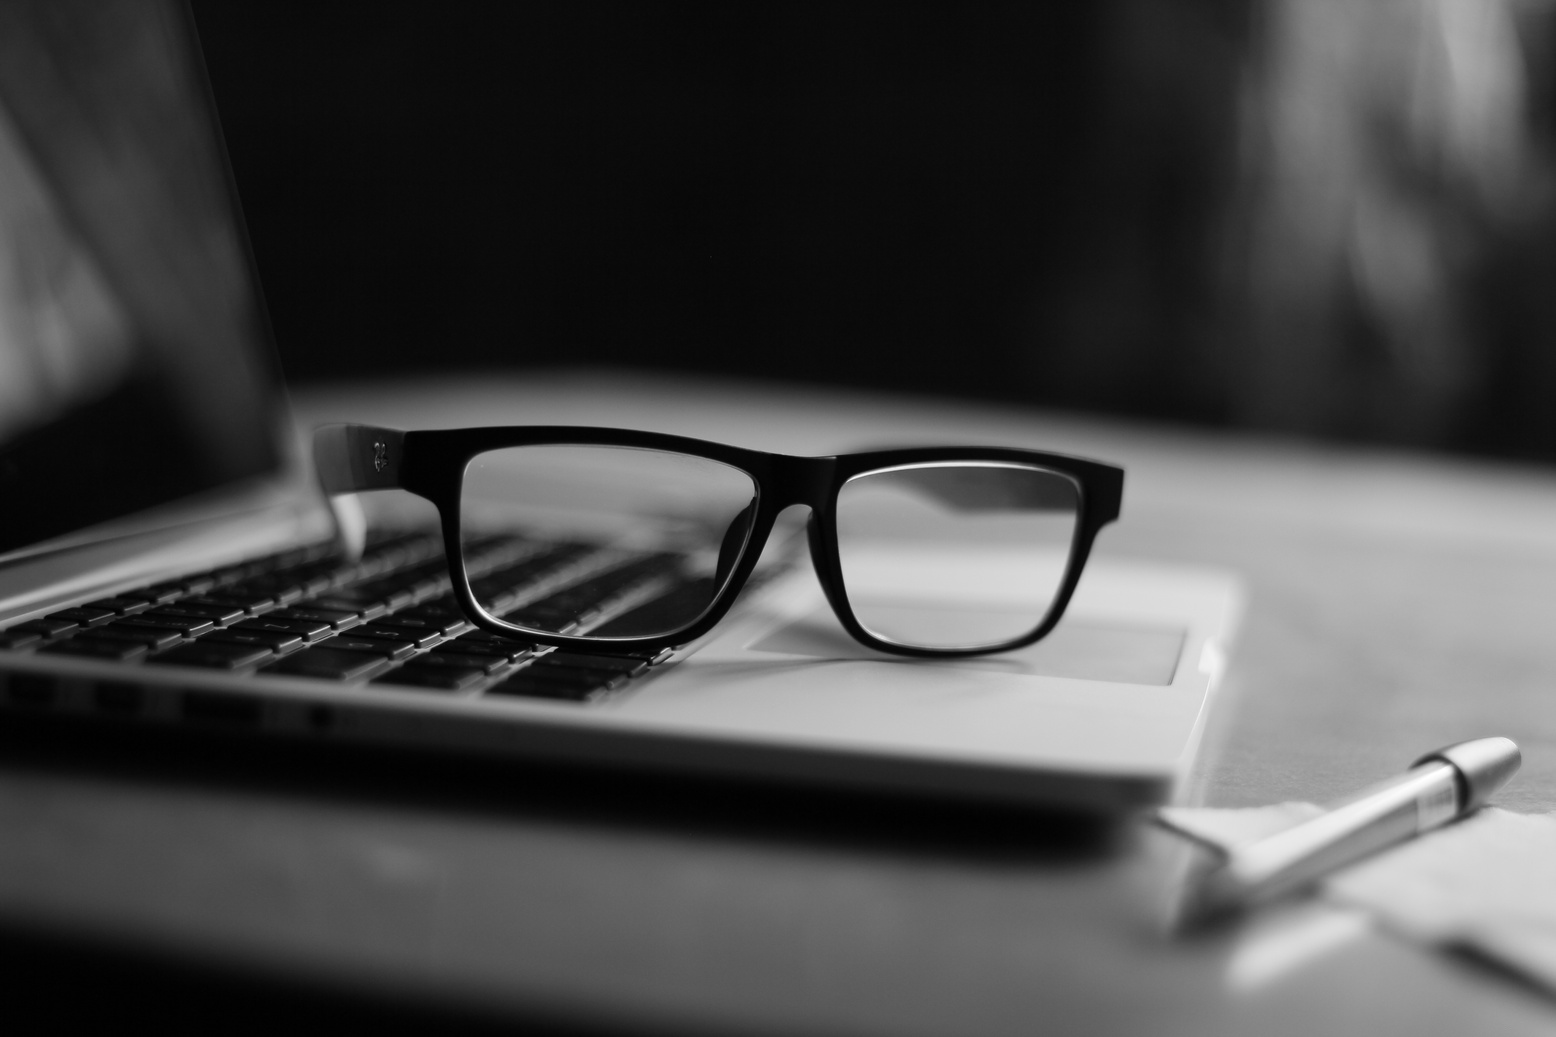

{"left": 748, "top": 607, "right": 1184, "bottom": 686}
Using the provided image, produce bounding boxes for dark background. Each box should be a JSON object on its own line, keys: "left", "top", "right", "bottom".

{"left": 189, "top": 2, "right": 1246, "bottom": 417}
{"left": 189, "top": 2, "right": 1556, "bottom": 457}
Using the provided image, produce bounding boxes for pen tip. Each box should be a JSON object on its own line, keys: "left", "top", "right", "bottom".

{"left": 1414, "top": 736, "right": 1521, "bottom": 811}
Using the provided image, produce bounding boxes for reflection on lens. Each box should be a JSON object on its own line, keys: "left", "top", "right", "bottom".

{"left": 459, "top": 445, "right": 757, "bottom": 639}
{"left": 835, "top": 462, "right": 1080, "bottom": 650}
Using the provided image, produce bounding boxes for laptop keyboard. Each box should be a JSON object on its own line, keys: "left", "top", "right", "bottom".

{"left": 0, "top": 532, "right": 682, "bottom": 704}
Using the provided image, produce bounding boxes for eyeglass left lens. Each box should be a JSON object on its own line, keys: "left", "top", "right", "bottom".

{"left": 834, "top": 462, "right": 1081, "bottom": 651}
{"left": 458, "top": 445, "right": 757, "bottom": 640}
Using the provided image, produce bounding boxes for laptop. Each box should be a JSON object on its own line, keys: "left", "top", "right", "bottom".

{"left": 0, "top": 2, "right": 1241, "bottom": 813}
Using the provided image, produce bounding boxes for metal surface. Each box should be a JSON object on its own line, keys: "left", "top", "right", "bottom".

{"left": 1417, "top": 736, "right": 1524, "bottom": 811}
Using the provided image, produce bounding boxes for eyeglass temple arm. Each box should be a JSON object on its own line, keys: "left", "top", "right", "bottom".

{"left": 312, "top": 423, "right": 408, "bottom": 494}
{"left": 312, "top": 423, "right": 408, "bottom": 562}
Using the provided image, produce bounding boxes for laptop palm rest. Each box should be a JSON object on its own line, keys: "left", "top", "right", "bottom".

{"left": 604, "top": 557, "right": 1239, "bottom": 808}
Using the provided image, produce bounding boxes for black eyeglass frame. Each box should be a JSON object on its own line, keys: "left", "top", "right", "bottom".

{"left": 314, "top": 423, "right": 1124, "bottom": 658}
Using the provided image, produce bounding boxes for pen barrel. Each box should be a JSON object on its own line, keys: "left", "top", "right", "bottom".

{"left": 1219, "top": 761, "right": 1460, "bottom": 906}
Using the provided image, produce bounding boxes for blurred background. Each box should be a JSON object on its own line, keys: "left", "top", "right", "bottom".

{"left": 190, "top": 0, "right": 1556, "bottom": 459}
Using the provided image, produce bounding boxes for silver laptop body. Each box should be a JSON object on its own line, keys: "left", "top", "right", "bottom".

{"left": 0, "top": 1, "right": 1240, "bottom": 813}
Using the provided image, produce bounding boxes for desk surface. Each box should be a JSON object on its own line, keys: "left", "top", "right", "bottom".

{"left": 5, "top": 370, "right": 1556, "bottom": 1034}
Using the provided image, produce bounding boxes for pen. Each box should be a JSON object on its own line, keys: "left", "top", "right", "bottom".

{"left": 1181, "top": 736, "right": 1521, "bottom": 926}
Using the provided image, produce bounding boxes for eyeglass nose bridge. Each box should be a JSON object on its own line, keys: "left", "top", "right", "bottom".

{"left": 757, "top": 452, "right": 840, "bottom": 506}
{"left": 738, "top": 453, "right": 841, "bottom": 551}
{"left": 695, "top": 455, "right": 840, "bottom": 621}
{"left": 727, "top": 454, "right": 861, "bottom": 644}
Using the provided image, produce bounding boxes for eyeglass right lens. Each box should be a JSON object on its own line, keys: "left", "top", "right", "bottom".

{"left": 458, "top": 445, "right": 757, "bottom": 640}
{"left": 835, "top": 462, "right": 1081, "bottom": 651}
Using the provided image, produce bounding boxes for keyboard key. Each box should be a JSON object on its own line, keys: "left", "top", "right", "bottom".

{"left": 375, "top": 665, "right": 486, "bottom": 691}
{"left": 10, "top": 617, "right": 79, "bottom": 638}
{"left": 473, "top": 559, "right": 546, "bottom": 585}
{"left": 232, "top": 583, "right": 305, "bottom": 607}
{"left": 399, "top": 651, "right": 507, "bottom": 674}
{"left": 312, "top": 636, "right": 415, "bottom": 660}
{"left": 272, "top": 606, "right": 360, "bottom": 629}
{"left": 452, "top": 629, "right": 535, "bottom": 647}
{"left": 87, "top": 624, "right": 185, "bottom": 650}
{"left": 344, "top": 555, "right": 388, "bottom": 581}
{"left": 195, "top": 591, "right": 278, "bottom": 611}
{"left": 204, "top": 628, "right": 304, "bottom": 653}
{"left": 397, "top": 601, "right": 465, "bottom": 619}
{"left": 288, "top": 571, "right": 339, "bottom": 597}
{"left": 352, "top": 623, "right": 440, "bottom": 648}
{"left": 172, "top": 573, "right": 219, "bottom": 596}
{"left": 0, "top": 629, "right": 44, "bottom": 651}
{"left": 39, "top": 638, "right": 149, "bottom": 661}
{"left": 407, "top": 575, "right": 452, "bottom": 602}
{"left": 182, "top": 593, "right": 272, "bottom": 615}
{"left": 388, "top": 606, "right": 469, "bottom": 636}
{"left": 269, "top": 545, "right": 328, "bottom": 571}
{"left": 312, "top": 598, "right": 388, "bottom": 621}
{"left": 122, "top": 613, "right": 216, "bottom": 637}
{"left": 623, "top": 646, "right": 674, "bottom": 664}
{"left": 540, "top": 568, "right": 651, "bottom": 613}
{"left": 430, "top": 638, "right": 529, "bottom": 661}
{"left": 46, "top": 606, "right": 117, "bottom": 627}
{"left": 82, "top": 596, "right": 153, "bottom": 616}
{"left": 536, "top": 651, "right": 650, "bottom": 677}
{"left": 154, "top": 641, "right": 274, "bottom": 669}
{"left": 321, "top": 580, "right": 392, "bottom": 603}
{"left": 229, "top": 617, "right": 333, "bottom": 641}
{"left": 472, "top": 588, "right": 519, "bottom": 614}
{"left": 369, "top": 587, "right": 416, "bottom": 611}
{"left": 370, "top": 613, "right": 445, "bottom": 633}
{"left": 230, "top": 572, "right": 306, "bottom": 593}
{"left": 207, "top": 565, "right": 253, "bottom": 587}
{"left": 154, "top": 602, "right": 247, "bottom": 625}
{"left": 263, "top": 648, "right": 391, "bottom": 681}
{"left": 233, "top": 569, "right": 319, "bottom": 597}
{"left": 383, "top": 556, "right": 450, "bottom": 580}
{"left": 501, "top": 594, "right": 575, "bottom": 616}
{"left": 122, "top": 584, "right": 184, "bottom": 606}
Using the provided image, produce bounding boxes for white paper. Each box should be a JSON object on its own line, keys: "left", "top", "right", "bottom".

{"left": 1156, "top": 804, "right": 1556, "bottom": 993}
{"left": 1157, "top": 801, "right": 1324, "bottom": 849}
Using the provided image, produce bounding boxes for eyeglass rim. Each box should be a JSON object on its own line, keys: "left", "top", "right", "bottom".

{"left": 824, "top": 460, "right": 1087, "bottom": 653}
{"left": 312, "top": 423, "right": 1124, "bottom": 657}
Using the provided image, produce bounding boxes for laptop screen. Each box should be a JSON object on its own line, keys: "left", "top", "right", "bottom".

{"left": 0, "top": 1, "right": 285, "bottom": 558}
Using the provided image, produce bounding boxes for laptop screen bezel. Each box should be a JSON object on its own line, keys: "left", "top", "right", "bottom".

{"left": 0, "top": 1, "right": 323, "bottom": 576}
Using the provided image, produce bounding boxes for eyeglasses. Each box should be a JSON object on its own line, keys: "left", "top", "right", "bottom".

{"left": 313, "top": 423, "right": 1123, "bottom": 657}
